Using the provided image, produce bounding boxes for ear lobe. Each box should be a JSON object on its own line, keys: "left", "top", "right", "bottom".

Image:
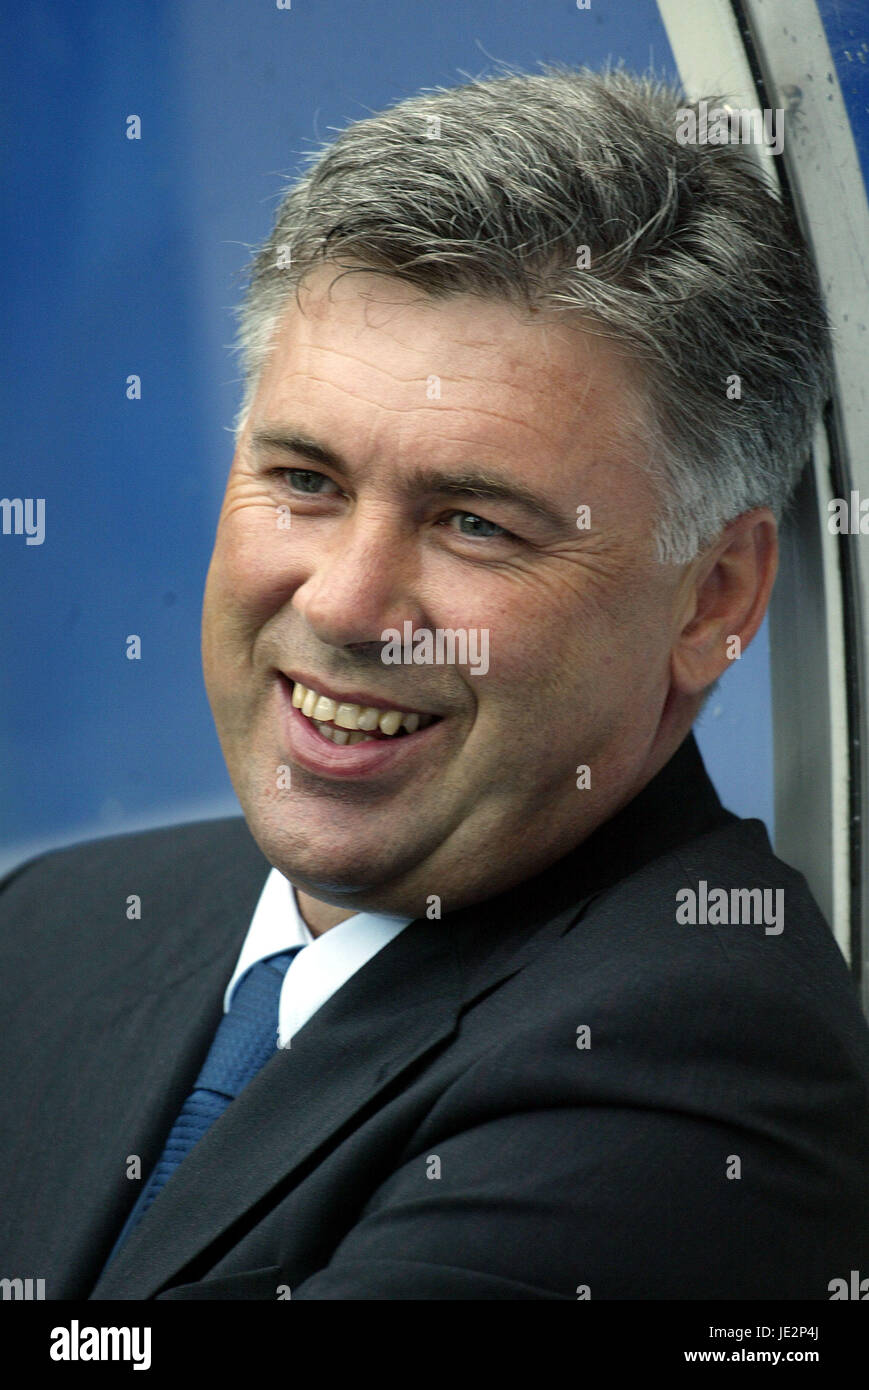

{"left": 670, "top": 510, "right": 778, "bottom": 698}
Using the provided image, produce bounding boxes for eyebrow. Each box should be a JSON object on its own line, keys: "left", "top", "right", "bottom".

{"left": 250, "top": 427, "right": 570, "bottom": 531}
{"left": 251, "top": 428, "right": 343, "bottom": 470}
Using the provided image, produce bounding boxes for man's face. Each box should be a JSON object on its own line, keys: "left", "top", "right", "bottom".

{"left": 202, "top": 267, "right": 688, "bottom": 917}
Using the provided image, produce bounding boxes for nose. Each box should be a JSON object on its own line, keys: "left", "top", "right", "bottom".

{"left": 291, "top": 504, "right": 424, "bottom": 649}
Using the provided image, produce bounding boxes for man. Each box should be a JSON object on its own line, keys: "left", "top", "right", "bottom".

{"left": 1, "top": 66, "right": 868, "bottom": 1301}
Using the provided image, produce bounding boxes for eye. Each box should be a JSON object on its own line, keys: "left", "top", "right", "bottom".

{"left": 444, "top": 511, "right": 512, "bottom": 540}
{"left": 277, "top": 468, "right": 342, "bottom": 496}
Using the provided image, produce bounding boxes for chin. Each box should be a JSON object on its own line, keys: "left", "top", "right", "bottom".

{"left": 246, "top": 807, "right": 393, "bottom": 894}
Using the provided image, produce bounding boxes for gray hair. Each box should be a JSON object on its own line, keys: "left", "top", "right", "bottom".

{"left": 235, "top": 65, "right": 833, "bottom": 564}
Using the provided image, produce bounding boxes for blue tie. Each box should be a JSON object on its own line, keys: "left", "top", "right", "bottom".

{"left": 102, "top": 947, "right": 302, "bottom": 1268}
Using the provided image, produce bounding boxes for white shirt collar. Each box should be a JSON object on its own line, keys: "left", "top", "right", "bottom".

{"left": 224, "top": 867, "right": 413, "bottom": 1049}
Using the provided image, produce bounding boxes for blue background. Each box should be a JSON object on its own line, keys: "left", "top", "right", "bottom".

{"left": 0, "top": 0, "right": 803, "bottom": 871}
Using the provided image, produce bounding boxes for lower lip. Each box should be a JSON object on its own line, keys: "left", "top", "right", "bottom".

{"left": 278, "top": 677, "right": 443, "bottom": 780}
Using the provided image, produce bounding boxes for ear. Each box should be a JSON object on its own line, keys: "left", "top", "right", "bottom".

{"left": 671, "top": 509, "right": 778, "bottom": 697}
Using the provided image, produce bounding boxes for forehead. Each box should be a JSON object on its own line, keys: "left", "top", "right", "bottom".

{"left": 261, "top": 267, "right": 633, "bottom": 412}
{"left": 246, "top": 267, "right": 648, "bottom": 502}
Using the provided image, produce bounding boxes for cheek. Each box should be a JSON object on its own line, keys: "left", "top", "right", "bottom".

{"left": 468, "top": 573, "right": 665, "bottom": 727}
{"left": 432, "top": 564, "right": 575, "bottom": 682}
{"left": 209, "top": 505, "right": 305, "bottom": 622}
{"left": 459, "top": 583, "right": 593, "bottom": 693}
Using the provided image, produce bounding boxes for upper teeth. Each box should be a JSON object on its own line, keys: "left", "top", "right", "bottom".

{"left": 291, "top": 681, "right": 431, "bottom": 738}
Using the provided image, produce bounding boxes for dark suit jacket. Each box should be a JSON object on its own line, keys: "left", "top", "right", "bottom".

{"left": 1, "top": 733, "right": 868, "bottom": 1300}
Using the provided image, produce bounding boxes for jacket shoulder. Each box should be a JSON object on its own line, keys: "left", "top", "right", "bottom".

{"left": 464, "top": 815, "right": 869, "bottom": 1123}
{"left": 0, "top": 816, "right": 266, "bottom": 893}
{"left": 0, "top": 817, "right": 271, "bottom": 968}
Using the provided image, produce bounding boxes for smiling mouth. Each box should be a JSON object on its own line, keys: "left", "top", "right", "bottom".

{"left": 288, "top": 678, "right": 440, "bottom": 746}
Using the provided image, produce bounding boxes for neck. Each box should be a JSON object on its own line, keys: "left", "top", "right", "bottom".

{"left": 295, "top": 889, "right": 357, "bottom": 936}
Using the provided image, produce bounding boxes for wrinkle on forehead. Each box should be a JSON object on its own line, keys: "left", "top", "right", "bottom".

{"left": 251, "top": 264, "right": 654, "bottom": 489}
